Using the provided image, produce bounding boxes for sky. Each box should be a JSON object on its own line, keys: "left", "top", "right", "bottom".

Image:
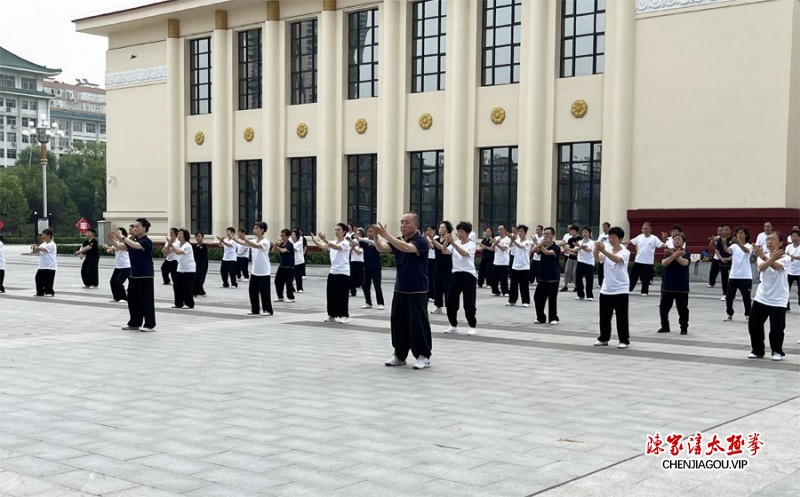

{"left": 1, "top": 0, "right": 159, "bottom": 87}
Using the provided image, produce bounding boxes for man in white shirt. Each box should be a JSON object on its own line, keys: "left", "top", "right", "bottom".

{"left": 785, "top": 229, "right": 800, "bottom": 311}
{"left": 33, "top": 229, "right": 57, "bottom": 297}
{"left": 724, "top": 226, "right": 753, "bottom": 321}
{"left": 755, "top": 221, "right": 773, "bottom": 254}
{"left": 507, "top": 225, "right": 532, "bottom": 307}
{"left": 628, "top": 222, "right": 664, "bottom": 296}
{"left": 575, "top": 227, "right": 596, "bottom": 301}
{"left": 594, "top": 226, "right": 631, "bottom": 348}
{"left": 747, "top": 232, "right": 790, "bottom": 361}
{"left": 442, "top": 221, "right": 478, "bottom": 335}
{"left": 490, "top": 224, "right": 511, "bottom": 297}
{"left": 530, "top": 225, "right": 545, "bottom": 285}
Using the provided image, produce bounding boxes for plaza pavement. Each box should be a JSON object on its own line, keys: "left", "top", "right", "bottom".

{"left": 0, "top": 245, "right": 798, "bottom": 497}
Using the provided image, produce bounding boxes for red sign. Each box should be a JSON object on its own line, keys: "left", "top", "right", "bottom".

{"left": 75, "top": 217, "right": 90, "bottom": 233}
{"left": 0, "top": 219, "right": 5, "bottom": 231}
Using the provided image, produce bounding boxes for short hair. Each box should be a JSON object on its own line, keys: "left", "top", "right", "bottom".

{"left": 42, "top": 228, "right": 54, "bottom": 237}
{"left": 568, "top": 224, "right": 577, "bottom": 232}
{"left": 226, "top": 226, "right": 236, "bottom": 233}
{"left": 356, "top": 227, "right": 366, "bottom": 237}
{"left": 336, "top": 222, "right": 349, "bottom": 233}
{"left": 671, "top": 224, "right": 683, "bottom": 231}
{"left": 404, "top": 212, "right": 420, "bottom": 227}
{"left": 734, "top": 225, "right": 751, "bottom": 242}
{"left": 426, "top": 225, "right": 437, "bottom": 232}
{"left": 517, "top": 224, "right": 528, "bottom": 233}
{"left": 440, "top": 220, "right": 453, "bottom": 234}
{"left": 722, "top": 224, "right": 731, "bottom": 229}
{"left": 238, "top": 228, "right": 247, "bottom": 233}
{"left": 544, "top": 226, "right": 555, "bottom": 235}
{"left": 194, "top": 231, "right": 204, "bottom": 237}
{"left": 673, "top": 232, "right": 686, "bottom": 242}
{"left": 456, "top": 221, "right": 473, "bottom": 234}
{"left": 136, "top": 218, "right": 151, "bottom": 232}
{"left": 119, "top": 227, "right": 128, "bottom": 238}
{"left": 498, "top": 224, "right": 507, "bottom": 231}
{"left": 602, "top": 221, "right": 610, "bottom": 228}
{"left": 536, "top": 225, "right": 544, "bottom": 230}
{"left": 608, "top": 226, "right": 625, "bottom": 239}
{"left": 642, "top": 222, "right": 651, "bottom": 228}
{"left": 280, "top": 228, "right": 292, "bottom": 237}
{"left": 769, "top": 231, "right": 784, "bottom": 243}
{"left": 791, "top": 229, "right": 800, "bottom": 237}
{"left": 254, "top": 222, "right": 267, "bottom": 232}
{"left": 581, "top": 226, "right": 592, "bottom": 234}
{"left": 169, "top": 227, "right": 178, "bottom": 237}
{"left": 87, "top": 228, "right": 97, "bottom": 235}
{"left": 179, "top": 229, "right": 191, "bottom": 241}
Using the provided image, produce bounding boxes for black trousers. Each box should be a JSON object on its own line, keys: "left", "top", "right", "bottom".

{"left": 193, "top": 264, "right": 207, "bottom": 296}
{"left": 726, "top": 279, "right": 752, "bottom": 317}
{"left": 161, "top": 259, "right": 177, "bottom": 284}
{"left": 575, "top": 262, "right": 594, "bottom": 299}
{"left": 659, "top": 291, "right": 689, "bottom": 331}
{"left": 491, "top": 265, "right": 509, "bottom": 296}
{"left": 275, "top": 267, "right": 295, "bottom": 299}
{"left": 34, "top": 269, "right": 56, "bottom": 296}
{"left": 788, "top": 275, "right": 800, "bottom": 306}
{"left": 629, "top": 262, "right": 654, "bottom": 294}
{"left": 127, "top": 277, "right": 156, "bottom": 328}
{"left": 533, "top": 281, "right": 559, "bottom": 323}
{"left": 350, "top": 261, "right": 364, "bottom": 296}
{"left": 598, "top": 293, "right": 630, "bottom": 344}
{"left": 427, "top": 262, "right": 435, "bottom": 299}
{"left": 709, "top": 259, "right": 720, "bottom": 286}
{"left": 390, "top": 292, "right": 432, "bottom": 360}
{"left": 236, "top": 256, "right": 250, "bottom": 279}
{"left": 0, "top": 269, "right": 4, "bottom": 292}
{"left": 81, "top": 258, "right": 99, "bottom": 287}
{"left": 174, "top": 272, "right": 195, "bottom": 308}
{"left": 326, "top": 273, "right": 350, "bottom": 318}
{"left": 748, "top": 301, "right": 786, "bottom": 357}
{"left": 294, "top": 263, "right": 305, "bottom": 291}
{"left": 530, "top": 260, "right": 539, "bottom": 284}
{"left": 446, "top": 272, "right": 477, "bottom": 328}
{"left": 363, "top": 268, "right": 384, "bottom": 306}
{"left": 433, "top": 267, "right": 452, "bottom": 308}
{"left": 597, "top": 262, "right": 605, "bottom": 287}
{"left": 478, "top": 259, "right": 493, "bottom": 287}
{"left": 221, "top": 260, "right": 238, "bottom": 287}
{"left": 110, "top": 267, "right": 130, "bottom": 301}
{"left": 508, "top": 268, "right": 530, "bottom": 304}
{"left": 249, "top": 275, "right": 273, "bottom": 314}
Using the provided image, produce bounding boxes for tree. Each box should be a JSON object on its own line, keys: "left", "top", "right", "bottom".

{"left": 57, "top": 142, "right": 107, "bottom": 227}
{"left": 0, "top": 173, "right": 28, "bottom": 236}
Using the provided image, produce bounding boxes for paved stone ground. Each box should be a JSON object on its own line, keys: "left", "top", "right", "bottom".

{"left": 0, "top": 245, "right": 798, "bottom": 497}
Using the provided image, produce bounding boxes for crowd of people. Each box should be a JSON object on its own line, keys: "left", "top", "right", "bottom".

{"left": 3, "top": 215, "right": 799, "bottom": 368}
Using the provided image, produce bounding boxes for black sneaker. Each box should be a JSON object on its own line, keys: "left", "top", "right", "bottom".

{"left": 657, "top": 328, "right": 670, "bottom": 333}
{"left": 680, "top": 329, "right": 688, "bottom": 335}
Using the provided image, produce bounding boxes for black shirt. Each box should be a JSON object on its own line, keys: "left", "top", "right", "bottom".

{"left": 361, "top": 240, "right": 382, "bottom": 270}
{"left": 434, "top": 237, "right": 453, "bottom": 273}
{"left": 193, "top": 243, "right": 208, "bottom": 270}
{"left": 566, "top": 236, "right": 580, "bottom": 260}
{"left": 538, "top": 244, "right": 562, "bottom": 282}
{"left": 480, "top": 237, "right": 494, "bottom": 264}
{"left": 662, "top": 251, "right": 691, "bottom": 293}
{"left": 279, "top": 241, "right": 295, "bottom": 268}
{"left": 82, "top": 238, "right": 99, "bottom": 261}
{"left": 716, "top": 237, "right": 733, "bottom": 268}
{"left": 391, "top": 232, "right": 429, "bottom": 293}
{"left": 129, "top": 236, "right": 154, "bottom": 278}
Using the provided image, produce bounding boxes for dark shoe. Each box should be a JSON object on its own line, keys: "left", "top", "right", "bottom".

{"left": 560, "top": 287, "right": 569, "bottom": 292}
{"left": 680, "top": 329, "right": 688, "bottom": 335}
{"left": 121, "top": 325, "right": 139, "bottom": 330}
{"left": 657, "top": 328, "right": 670, "bottom": 333}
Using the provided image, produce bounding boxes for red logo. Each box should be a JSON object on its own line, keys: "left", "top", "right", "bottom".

{"left": 75, "top": 217, "right": 90, "bottom": 233}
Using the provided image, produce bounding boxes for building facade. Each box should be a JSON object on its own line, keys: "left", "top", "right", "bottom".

{"left": 75, "top": 0, "right": 800, "bottom": 240}
{"left": 0, "top": 47, "right": 60, "bottom": 168}
{"left": 44, "top": 79, "right": 107, "bottom": 157}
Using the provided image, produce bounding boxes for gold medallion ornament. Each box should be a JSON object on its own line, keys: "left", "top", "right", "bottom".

{"left": 243, "top": 127, "right": 255, "bottom": 142}
{"left": 571, "top": 99, "right": 588, "bottom": 118}
{"left": 490, "top": 107, "right": 506, "bottom": 125}
{"left": 355, "top": 118, "right": 368, "bottom": 134}
{"left": 419, "top": 113, "right": 433, "bottom": 130}
{"left": 296, "top": 122, "right": 308, "bottom": 138}
{"left": 194, "top": 131, "right": 205, "bottom": 145}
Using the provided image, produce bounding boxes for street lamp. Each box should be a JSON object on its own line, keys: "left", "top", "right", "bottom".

{"left": 22, "top": 114, "right": 63, "bottom": 229}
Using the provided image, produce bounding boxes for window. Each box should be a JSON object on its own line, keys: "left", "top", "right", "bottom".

{"left": 7, "top": 149, "right": 16, "bottom": 159}
{"left": 238, "top": 29, "right": 262, "bottom": 110}
{"left": 6, "top": 117, "right": 16, "bottom": 126}
{"left": 409, "top": 150, "right": 444, "bottom": 230}
{"left": 482, "top": 0, "right": 522, "bottom": 86}
{"left": 291, "top": 19, "right": 317, "bottom": 105}
{"left": 561, "top": 0, "right": 606, "bottom": 77}
{"left": 7, "top": 133, "right": 16, "bottom": 143}
{"left": 290, "top": 157, "right": 317, "bottom": 233}
{"left": 347, "top": 154, "right": 377, "bottom": 228}
{"left": 348, "top": 9, "right": 379, "bottom": 99}
{"left": 190, "top": 162, "right": 212, "bottom": 234}
{"left": 99, "top": 124, "right": 106, "bottom": 134}
{"left": 0, "top": 75, "right": 15, "bottom": 88}
{"left": 0, "top": 149, "right": 4, "bottom": 158}
{"left": 411, "top": 0, "right": 446, "bottom": 93}
{"left": 189, "top": 37, "right": 212, "bottom": 115}
{"left": 238, "top": 160, "right": 262, "bottom": 231}
{"left": 557, "top": 142, "right": 602, "bottom": 234}
{"left": 479, "top": 146, "right": 518, "bottom": 230}
{"left": 5, "top": 99, "right": 15, "bottom": 109}
{"left": 20, "top": 78, "right": 36, "bottom": 90}
{"left": 0, "top": 132, "right": 4, "bottom": 141}
{"left": 86, "top": 122, "right": 97, "bottom": 134}
{"left": 21, "top": 100, "right": 29, "bottom": 110}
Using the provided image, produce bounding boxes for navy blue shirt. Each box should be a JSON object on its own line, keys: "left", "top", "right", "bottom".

{"left": 361, "top": 241, "right": 382, "bottom": 270}
{"left": 662, "top": 251, "right": 690, "bottom": 292}
{"left": 391, "top": 232, "right": 429, "bottom": 293}
{"left": 129, "top": 235, "right": 154, "bottom": 278}
{"left": 480, "top": 237, "right": 494, "bottom": 264}
{"left": 538, "top": 243, "right": 561, "bottom": 282}
{"left": 716, "top": 237, "right": 732, "bottom": 268}
{"left": 279, "top": 241, "right": 295, "bottom": 268}
{"left": 434, "top": 238, "right": 453, "bottom": 274}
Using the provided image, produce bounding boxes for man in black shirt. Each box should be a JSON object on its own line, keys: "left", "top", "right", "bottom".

{"left": 714, "top": 224, "right": 733, "bottom": 301}
{"left": 658, "top": 233, "right": 691, "bottom": 334}
{"left": 533, "top": 227, "right": 561, "bottom": 325}
{"left": 110, "top": 218, "right": 156, "bottom": 332}
{"left": 75, "top": 228, "right": 100, "bottom": 288}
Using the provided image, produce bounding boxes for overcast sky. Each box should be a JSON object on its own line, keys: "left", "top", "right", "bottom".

{"left": 1, "top": 0, "right": 158, "bottom": 87}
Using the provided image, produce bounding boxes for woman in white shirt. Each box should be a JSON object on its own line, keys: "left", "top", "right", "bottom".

{"left": 312, "top": 223, "right": 351, "bottom": 324}
{"left": 160, "top": 227, "right": 179, "bottom": 285}
{"left": 594, "top": 226, "right": 631, "bottom": 348}
{"left": 103, "top": 227, "right": 131, "bottom": 302}
{"left": 33, "top": 229, "right": 57, "bottom": 297}
{"left": 166, "top": 229, "right": 196, "bottom": 309}
{"left": 724, "top": 226, "right": 753, "bottom": 321}
{"left": 748, "top": 233, "right": 791, "bottom": 361}
{"left": 237, "top": 222, "right": 273, "bottom": 316}
{"left": 216, "top": 227, "right": 239, "bottom": 288}
{"left": 291, "top": 228, "right": 306, "bottom": 292}
{"left": 442, "top": 221, "right": 478, "bottom": 335}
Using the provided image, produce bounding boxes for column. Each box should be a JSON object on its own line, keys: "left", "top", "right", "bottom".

{"left": 263, "top": 1, "right": 281, "bottom": 232}
{"left": 377, "top": 0, "right": 403, "bottom": 226}
{"left": 211, "top": 10, "right": 232, "bottom": 235}
{"left": 317, "top": 1, "right": 339, "bottom": 231}
{"left": 600, "top": 0, "right": 635, "bottom": 231}
{"left": 166, "top": 19, "right": 182, "bottom": 227}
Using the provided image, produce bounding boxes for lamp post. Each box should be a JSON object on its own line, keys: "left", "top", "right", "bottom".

{"left": 22, "top": 114, "right": 63, "bottom": 229}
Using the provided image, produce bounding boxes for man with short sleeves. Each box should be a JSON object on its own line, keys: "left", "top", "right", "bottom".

{"left": 560, "top": 225, "right": 579, "bottom": 292}
{"left": 530, "top": 225, "right": 545, "bottom": 285}
{"left": 594, "top": 226, "right": 631, "bottom": 348}
{"left": 374, "top": 213, "right": 433, "bottom": 370}
{"left": 507, "top": 225, "right": 532, "bottom": 307}
{"left": 658, "top": 233, "right": 691, "bottom": 334}
{"left": 533, "top": 227, "right": 561, "bottom": 325}
{"left": 443, "top": 221, "right": 478, "bottom": 335}
{"left": 574, "top": 227, "right": 596, "bottom": 301}
{"left": 785, "top": 229, "right": 800, "bottom": 310}
{"left": 112, "top": 218, "right": 156, "bottom": 332}
{"left": 490, "top": 225, "right": 511, "bottom": 297}
{"left": 748, "top": 233, "right": 791, "bottom": 360}
{"left": 755, "top": 222, "right": 773, "bottom": 254}
{"left": 628, "top": 222, "right": 664, "bottom": 295}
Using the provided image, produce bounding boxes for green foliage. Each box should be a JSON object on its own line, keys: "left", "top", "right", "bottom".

{"left": 0, "top": 174, "right": 28, "bottom": 236}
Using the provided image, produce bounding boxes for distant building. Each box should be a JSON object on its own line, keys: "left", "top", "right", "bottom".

{"left": 0, "top": 46, "right": 60, "bottom": 168}
{"left": 44, "top": 79, "right": 107, "bottom": 157}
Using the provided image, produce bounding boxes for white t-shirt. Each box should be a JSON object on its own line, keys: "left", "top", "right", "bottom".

{"left": 576, "top": 238, "right": 596, "bottom": 265}
{"left": 511, "top": 239, "right": 532, "bottom": 270}
{"left": 631, "top": 234, "right": 663, "bottom": 264}
{"left": 176, "top": 242, "right": 196, "bottom": 273}
{"left": 330, "top": 241, "right": 351, "bottom": 275}
{"left": 0, "top": 241, "right": 5, "bottom": 270}
{"left": 38, "top": 241, "right": 57, "bottom": 270}
{"left": 451, "top": 240, "right": 476, "bottom": 277}
{"left": 468, "top": 231, "right": 478, "bottom": 244}
{"left": 729, "top": 243, "right": 753, "bottom": 280}
{"left": 754, "top": 255, "right": 790, "bottom": 307}
{"left": 493, "top": 236, "right": 511, "bottom": 266}
{"left": 532, "top": 234, "right": 545, "bottom": 261}
{"left": 600, "top": 247, "right": 630, "bottom": 295}
{"left": 785, "top": 243, "right": 800, "bottom": 276}
{"left": 114, "top": 248, "right": 131, "bottom": 269}
{"left": 349, "top": 237, "right": 364, "bottom": 262}
{"left": 293, "top": 238, "right": 305, "bottom": 265}
{"left": 222, "top": 239, "right": 238, "bottom": 261}
{"left": 597, "top": 232, "right": 610, "bottom": 244}
{"left": 250, "top": 238, "right": 272, "bottom": 276}
{"left": 755, "top": 232, "right": 770, "bottom": 254}
{"left": 166, "top": 240, "right": 180, "bottom": 262}
{"left": 665, "top": 238, "right": 686, "bottom": 250}
{"left": 236, "top": 241, "right": 250, "bottom": 258}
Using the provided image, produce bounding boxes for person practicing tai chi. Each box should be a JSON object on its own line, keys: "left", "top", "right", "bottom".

{"left": 628, "top": 222, "right": 663, "bottom": 296}
{"left": 216, "top": 227, "right": 239, "bottom": 288}
{"left": 748, "top": 233, "right": 791, "bottom": 361}
{"left": 311, "top": 224, "right": 352, "bottom": 324}
{"left": 74, "top": 228, "right": 100, "bottom": 289}
{"left": 273, "top": 228, "right": 296, "bottom": 303}
{"left": 532, "top": 227, "right": 561, "bottom": 325}
{"left": 574, "top": 227, "right": 596, "bottom": 301}
{"left": 442, "top": 221, "right": 478, "bottom": 336}
{"left": 594, "top": 226, "right": 631, "bottom": 348}
{"left": 109, "top": 218, "right": 156, "bottom": 332}
{"left": 165, "top": 229, "right": 196, "bottom": 309}
{"left": 657, "top": 233, "right": 690, "bottom": 334}
{"left": 237, "top": 222, "right": 273, "bottom": 316}
{"left": 103, "top": 227, "right": 131, "bottom": 303}
{"left": 724, "top": 226, "right": 753, "bottom": 322}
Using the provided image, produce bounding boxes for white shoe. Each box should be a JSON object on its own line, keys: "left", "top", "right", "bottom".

{"left": 285, "top": 299, "right": 295, "bottom": 303}
{"left": 377, "top": 305, "right": 384, "bottom": 310}
{"left": 336, "top": 317, "right": 350, "bottom": 324}
{"left": 109, "top": 299, "right": 119, "bottom": 303}
{"left": 771, "top": 353, "right": 783, "bottom": 361}
{"left": 324, "top": 316, "right": 337, "bottom": 322}
{"left": 747, "top": 353, "right": 763, "bottom": 359}
{"left": 574, "top": 297, "right": 583, "bottom": 301}
{"left": 261, "top": 311, "right": 272, "bottom": 316}
{"left": 443, "top": 325, "right": 459, "bottom": 334}
{"left": 720, "top": 296, "right": 726, "bottom": 301}
{"left": 361, "top": 304, "right": 373, "bottom": 309}
{"left": 466, "top": 327, "right": 477, "bottom": 336}
{"left": 428, "top": 298, "right": 434, "bottom": 302}
{"left": 385, "top": 355, "right": 406, "bottom": 366}
{"left": 297, "top": 289, "right": 304, "bottom": 293}
{"left": 413, "top": 356, "right": 431, "bottom": 369}
{"left": 505, "top": 302, "right": 516, "bottom": 306}
{"left": 593, "top": 340, "right": 608, "bottom": 346}
{"left": 549, "top": 320, "right": 559, "bottom": 325}
{"left": 617, "top": 343, "right": 629, "bottom": 349}
{"left": 587, "top": 298, "right": 594, "bottom": 301}
{"left": 522, "top": 303, "right": 530, "bottom": 307}
{"left": 430, "top": 306, "right": 444, "bottom": 314}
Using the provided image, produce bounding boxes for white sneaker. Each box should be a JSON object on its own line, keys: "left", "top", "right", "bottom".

{"left": 466, "top": 327, "right": 477, "bottom": 336}
{"left": 377, "top": 305, "right": 384, "bottom": 310}
{"left": 574, "top": 297, "right": 583, "bottom": 301}
{"left": 549, "top": 320, "right": 559, "bottom": 325}
{"left": 361, "top": 304, "right": 373, "bottom": 309}
{"left": 413, "top": 356, "right": 431, "bottom": 369}
{"left": 443, "top": 325, "right": 459, "bottom": 334}
{"left": 505, "top": 302, "right": 516, "bottom": 306}
{"left": 273, "top": 298, "right": 284, "bottom": 302}
{"left": 384, "top": 355, "right": 406, "bottom": 366}
{"left": 720, "top": 296, "right": 726, "bottom": 301}
{"left": 261, "top": 311, "right": 272, "bottom": 316}
{"left": 430, "top": 306, "right": 444, "bottom": 314}
{"left": 747, "top": 353, "right": 763, "bottom": 359}
{"left": 297, "top": 289, "right": 304, "bottom": 293}
{"left": 522, "top": 303, "right": 530, "bottom": 308}
{"left": 587, "top": 298, "right": 593, "bottom": 301}
{"left": 771, "top": 353, "right": 783, "bottom": 361}
{"left": 324, "top": 316, "right": 337, "bottom": 322}
{"left": 285, "top": 299, "right": 295, "bottom": 303}
{"left": 428, "top": 298, "right": 434, "bottom": 303}
{"left": 593, "top": 340, "right": 608, "bottom": 346}
{"left": 336, "top": 317, "right": 350, "bottom": 324}
{"left": 617, "top": 343, "right": 629, "bottom": 349}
